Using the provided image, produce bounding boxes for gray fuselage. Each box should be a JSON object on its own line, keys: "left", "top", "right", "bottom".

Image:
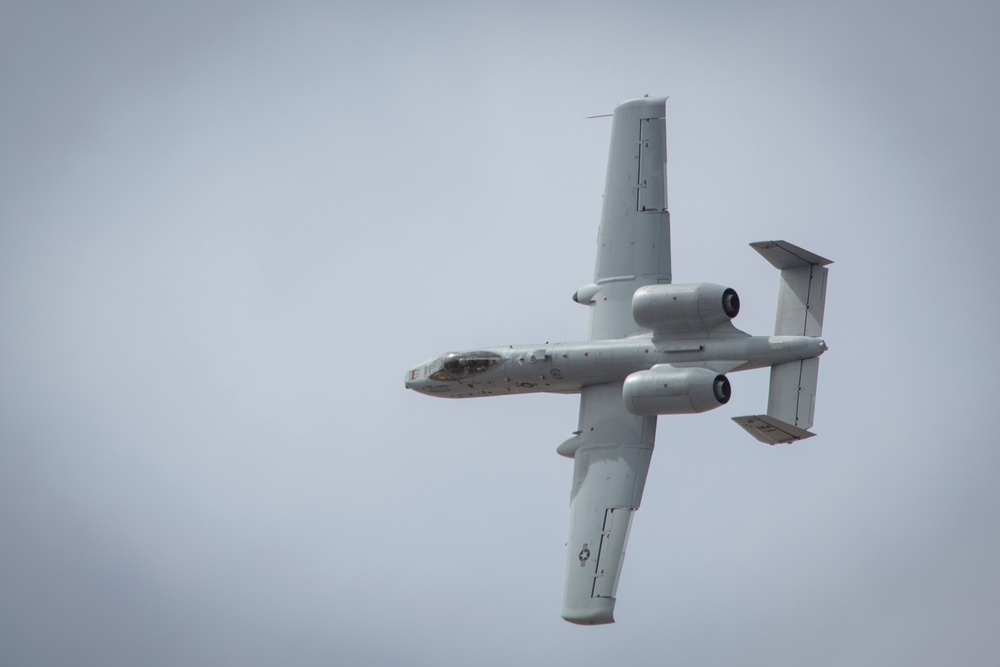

{"left": 405, "top": 335, "right": 826, "bottom": 399}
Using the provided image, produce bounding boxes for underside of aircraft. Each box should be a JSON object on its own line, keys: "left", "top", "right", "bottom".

{"left": 406, "top": 97, "right": 832, "bottom": 625}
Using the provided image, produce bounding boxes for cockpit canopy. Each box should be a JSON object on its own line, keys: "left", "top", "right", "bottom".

{"left": 430, "top": 351, "right": 502, "bottom": 381}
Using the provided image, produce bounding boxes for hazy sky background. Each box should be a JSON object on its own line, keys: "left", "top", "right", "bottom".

{"left": 2, "top": 1, "right": 999, "bottom": 665}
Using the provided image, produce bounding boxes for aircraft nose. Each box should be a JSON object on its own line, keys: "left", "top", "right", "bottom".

{"left": 404, "top": 367, "right": 423, "bottom": 390}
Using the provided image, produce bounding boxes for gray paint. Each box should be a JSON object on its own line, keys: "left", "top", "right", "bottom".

{"left": 407, "top": 97, "right": 831, "bottom": 624}
{"left": 4, "top": 2, "right": 999, "bottom": 664}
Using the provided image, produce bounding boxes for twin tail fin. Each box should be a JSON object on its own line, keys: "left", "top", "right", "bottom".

{"left": 733, "top": 241, "right": 832, "bottom": 445}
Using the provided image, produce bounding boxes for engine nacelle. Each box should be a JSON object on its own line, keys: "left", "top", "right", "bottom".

{"left": 632, "top": 283, "right": 740, "bottom": 335}
{"left": 623, "top": 366, "right": 731, "bottom": 416}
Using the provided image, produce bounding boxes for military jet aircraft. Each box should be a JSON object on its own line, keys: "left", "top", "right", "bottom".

{"left": 405, "top": 97, "right": 831, "bottom": 625}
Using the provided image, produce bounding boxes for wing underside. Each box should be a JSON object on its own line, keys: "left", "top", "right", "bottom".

{"left": 559, "top": 383, "right": 656, "bottom": 625}
{"left": 559, "top": 98, "right": 672, "bottom": 624}
{"left": 587, "top": 97, "right": 672, "bottom": 341}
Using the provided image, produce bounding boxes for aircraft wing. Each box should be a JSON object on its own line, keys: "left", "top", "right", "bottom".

{"left": 556, "top": 98, "right": 674, "bottom": 624}
{"left": 557, "top": 383, "right": 657, "bottom": 625}
{"left": 578, "top": 97, "right": 672, "bottom": 340}
{"left": 556, "top": 98, "right": 674, "bottom": 623}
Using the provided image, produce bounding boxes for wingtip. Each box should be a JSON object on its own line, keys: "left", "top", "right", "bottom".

{"left": 562, "top": 598, "right": 616, "bottom": 625}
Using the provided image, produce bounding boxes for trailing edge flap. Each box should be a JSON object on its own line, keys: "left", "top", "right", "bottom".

{"left": 560, "top": 383, "right": 656, "bottom": 625}
{"left": 731, "top": 414, "right": 815, "bottom": 445}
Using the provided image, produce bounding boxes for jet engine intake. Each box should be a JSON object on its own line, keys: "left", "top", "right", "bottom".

{"left": 623, "top": 366, "right": 731, "bottom": 416}
{"left": 632, "top": 283, "right": 739, "bottom": 334}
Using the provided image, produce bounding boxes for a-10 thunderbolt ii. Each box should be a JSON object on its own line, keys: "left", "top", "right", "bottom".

{"left": 405, "top": 97, "right": 831, "bottom": 625}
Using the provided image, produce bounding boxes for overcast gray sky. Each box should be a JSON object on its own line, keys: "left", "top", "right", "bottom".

{"left": 2, "top": 1, "right": 999, "bottom": 665}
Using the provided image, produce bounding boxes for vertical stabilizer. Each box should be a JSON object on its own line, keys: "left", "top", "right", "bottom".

{"left": 734, "top": 241, "right": 832, "bottom": 444}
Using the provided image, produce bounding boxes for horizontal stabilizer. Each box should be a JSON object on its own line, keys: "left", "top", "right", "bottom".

{"left": 768, "top": 358, "right": 819, "bottom": 430}
{"left": 731, "top": 414, "right": 815, "bottom": 445}
{"left": 751, "top": 240, "right": 832, "bottom": 337}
